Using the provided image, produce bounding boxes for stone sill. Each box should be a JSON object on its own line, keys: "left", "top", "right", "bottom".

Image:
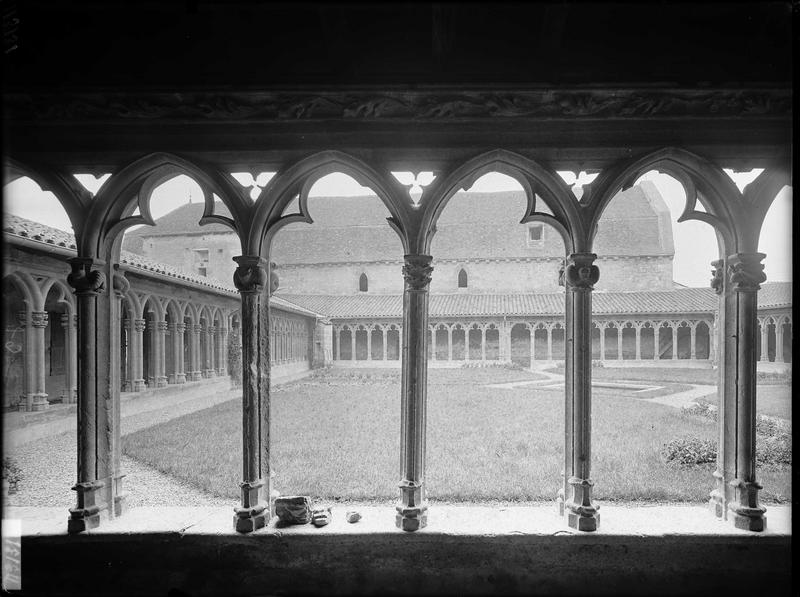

{"left": 7, "top": 504, "right": 791, "bottom": 538}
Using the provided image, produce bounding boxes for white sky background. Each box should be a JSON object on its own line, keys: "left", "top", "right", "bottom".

{"left": 3, "top": 170, "right": 792, "bottom": 286}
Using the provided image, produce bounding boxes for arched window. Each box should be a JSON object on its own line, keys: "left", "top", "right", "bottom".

{"left": 359, "top": 273, "right": 368, "bottom": 292}
{"left": 458, "top": 268, "right": 468, "bottom": 288}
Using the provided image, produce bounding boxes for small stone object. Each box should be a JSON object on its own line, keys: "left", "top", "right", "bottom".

{"left": 311, "top": 506, "right": 332, "bottom": 527}
{"left": 274, "top": 495, "right": 312, "bottom": 525}
{"left": 345, "top": 511, "right": 361, "bottom": 523}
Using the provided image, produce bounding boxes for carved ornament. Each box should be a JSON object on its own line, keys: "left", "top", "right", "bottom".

{"left": 233, "top": 256, "right": 268, "bottom": 294}
{"left": 564, "top": 253, "right": 599, "bottom": 290}
{"left": 5, "top": 89, "right": 791, "bottom": 122}
{"left": 402, "top": 255, "right": 433, "bottom": 290}
{"left": 67, "top": 258, "right": 106, "bottom": 295}
{"left": 710, "top": 259, "right": 725, "bottom": 295}
{"left": 112, "top": 271, "right": 130, "bottom": 297}
{"left": 30, "top": 311, "right": 49, "bottom": 328}
{"left": 133, "top": 319, "right": 146, "bottom": 333}
{"left": 728, "top": 253, "right": 766, "bottom": 293}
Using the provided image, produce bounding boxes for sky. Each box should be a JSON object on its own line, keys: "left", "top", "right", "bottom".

{"left": 3, "top": 170, "right": 792, "bottom": 287}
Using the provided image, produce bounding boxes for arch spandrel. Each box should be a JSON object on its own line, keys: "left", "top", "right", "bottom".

{"left": 251, "top": 150, "right": 412, "bottom": 257}
{"left": 3, "top": 156, "right": 92, "bottom": 243}
{"left": 80, "top": 152, "right": 249, "bottom": 261}
{"left": 419, "top": 149, "right": 580, "bottom": 255}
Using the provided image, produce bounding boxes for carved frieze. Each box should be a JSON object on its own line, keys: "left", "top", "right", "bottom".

{"left": 5, "top": 89, "right": 791, "bottom": 123}
{"left": 402, "top": 255, "right": 433, "bottom": 290}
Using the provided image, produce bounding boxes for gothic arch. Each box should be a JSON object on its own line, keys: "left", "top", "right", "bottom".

{"left": 421, "top": 149, "right": 579, "bottom": 255}
{"left": 2, "top": 271, "right": 40, "bottom": 311}
{"left": 253, "top": 150, "right": 410, "bottom": 257}
{"left": 79, "top": 152, "right": 248, "bottom": 261}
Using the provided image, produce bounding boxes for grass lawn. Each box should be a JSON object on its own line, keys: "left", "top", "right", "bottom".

{"left": 122, "top": 367, "right": 791, "bottom": 505}
{"left": 696, "top": 384, "right": 792, "bottom": 421}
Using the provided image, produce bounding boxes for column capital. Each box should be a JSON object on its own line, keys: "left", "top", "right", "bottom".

{"left": 710, "top": 259, "right": 725, "bottom": 295}
{"left": 67, "top": 257, "right": 106, "bottom": 295}
{"left": 30, "top": 311, "right": 49, "bottom": 328}
{"left": 402, "top": 254, "right": 433, "bottom": 290}
{"left": 728, "top": 253, "right": 766, "bottom": 292}
{"left": 207, "top": 326, "right": 217, "bottom": 334}
{"left": 193, "top": 323, "right": 204, "bottom": 334}
{"left": 112, "top": 270, "right": 130, "bottom": 297}
{"left": 17, "top": 311, "right": 27, "bottom": 326}
{"left": 133, "top": 319, "right": 146, "bottom": 333}
{"left": 565, "top": 253, "right": 599, "bottom": 290}
{"left": 233, "top": 256, "right": 268, "bottom": 294}
{"left": 175, "top": 322, "right": 186, "bottom": 333}
{"left": 61, "top": 313, "right": 75, "bottom": 327}
{"left": 156, "top": 321, "right": 169, "bottom": 332}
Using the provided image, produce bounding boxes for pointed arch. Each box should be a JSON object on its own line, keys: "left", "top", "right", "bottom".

{"left": 420, "top": 149, "right": 580, "bottom": 254}
{"left": 251, "top": 150, "right": 411, "bottom": 257}
{"left": 40, "top": 278, "right": 76, "bottom": 312}
{"left": 79, "top": 152, "right": 249, "bottom": 261}
{"left": 2, "top": 271, "right": 41, "bottom": 311}
{"left": 457, "top": 268, "right": 468, "bottom": 288}
{"left": 359, "top": 272, "right": 369, "bottom": 292}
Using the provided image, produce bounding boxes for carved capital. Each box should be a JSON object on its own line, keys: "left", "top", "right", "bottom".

{"left": 60, "top": 313, "right": 74, "bottom": 327}
{"left": 710, "top": 259, "right": 725, "bottom": 295}
{"left": 156, "top": 321, "right": 169, "bottom": 332}
{"left": 133, "top": 319, "right": 146, "bottom": 333}
{"left": 175, "top": 323, "right": 186, "bottom": 333}
{"left": 565, "top": 253, "right": 599, "bottom": 290}
{"left": 17, "top": 311, "right": 27, "bottom": 326}
{"left": 30, "top": 311, "right": 49, "bottom": 328}
{"left": 112, "top": 270, "right": 130, "bottom": 297}
{"left": 728, "top": 253, "right": 766, "bottom": 292}
{"left": 233, "top": 256, "right": 268, "bottom": 294}
{"left": 207, "top": 326, "right": 217, "bottom": 334}
{"left": 193, "top": 324, "right": 204, "bottom": 334}
{"left": 66, "top": 257, "right": 106, "bottom": 295}
{"left": 402, "top": 254, "right": 433, "bottom": 290}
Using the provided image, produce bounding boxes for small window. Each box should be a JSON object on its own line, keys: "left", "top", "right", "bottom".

{"left": 198, "top": 267, "right": 207, "bottom": 277}
{"left": 359, "top": 273, "right": 368, "bottom": 292}
{"left": 458, "top": 268, "right": 468, "bottom": 288}
{"left": 528, "top": 224, "right": 543, "bottom": 241}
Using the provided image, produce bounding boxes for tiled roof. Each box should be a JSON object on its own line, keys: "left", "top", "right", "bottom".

{"left": 123, "top": 183, "right": 674, "bottom": 265}
{"left": 277, "top": 282, "right": 792, "bottom": 319}
{"left": 3, "top": 213, "right": 236, "bottom": 294}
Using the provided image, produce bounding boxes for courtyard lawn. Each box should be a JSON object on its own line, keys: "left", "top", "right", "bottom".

{"left": 122, "top": 367, "right": 791, "bottom": 505}
{"left": 697, "top": 384, "right": 792, "bottom": 421}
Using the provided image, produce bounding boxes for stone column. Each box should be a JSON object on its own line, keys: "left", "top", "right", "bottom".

{"left": 61, "top": 313, "right": 78, "bottom": 403}
{"left": 546, "top": 326, "right": 553, "bottom": 361}
{"left": 66, "top": 257, "right": 117, "bottom": 533}
{"left": 635, "top": 325, "right": 642, "bottom": 361}
{"left": 725, "top": 253, "right": 767, "bottom": 531}
{"left": 498, "top": 321, "right": 508, "bottom": 361}
{"left": 671, "top": 324, "right": 678, "bottom": 360}
{"left": 350, "top": 328, "right": 356, "bottom": 361}
{"left": 758, "top": 319, "right": 769, "bottom": 362}
{"left": 333, "top": 327, "right": 339, "bottom": 360}
{"left": 175, "top": 323, "right": 187, "bottom": 383}
{"left": 775, "top": 323, "right": 784, "bottom": 363}
{"left": 191, "top": 324, "right": 203, "bottom": 380}
{"left": 207, "top": 326, "right": 217, "bottom": 377}
{"left": 397, "top": 254, "right": 433, "bottom": 532}
{"left": 155, "top": 321, "right": 168, "bottom": 387}
{"left": 690, "top": 324, "right": 697, "bottom": 360}
{"left": 16, "top": 312, "right": 32, "bottom": 411}
{"left": 562, "top": 253, "right": 600, "bottom": 531}
{"left": 616, "top": 326, "right": 623, "bottom": 360}
{"left": 132, "top": 319, "right": 146, "bottom": 391}
{"left": 653, "top": 325, "right": 660, "bottom": 361}
{"left": 447, "top": 327, "right": 453, "bottom": 361}
{"left": 218, "top": 326, "right": 228, "bottom": 375}
{"left": 367, "top": 327, "right": 373, "bottom": 361}
{"left": 464, "top": 327, "right": 470, "bottom": 362}
{"left": 481, "top": 327, "right": 486, "bottom": 361}
{"left": 29, "top": 311, "right": 50, "bottom": 411}
{"left": 383, "top": 328, "right": 388, "bottom": 361}
{"left": 232, "top": 256, "right": 271, "bottom": 533}
{"left": 598, "top": 323, "right": 605, "bottom": 362}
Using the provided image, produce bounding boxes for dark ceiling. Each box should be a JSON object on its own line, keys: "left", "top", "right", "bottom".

{"left": 2, "top": 1, "right": 793, "bottom": 90}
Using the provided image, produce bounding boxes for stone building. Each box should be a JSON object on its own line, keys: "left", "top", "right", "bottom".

{"left": 3, "top": 214, "right": 328, "bottom": 411}
{"left": 123, "top": 184, "right": 792, "bottom": 369}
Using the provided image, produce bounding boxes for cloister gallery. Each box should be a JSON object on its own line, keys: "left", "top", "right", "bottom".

{"left": 1, "top": 2, "right": 791, "bottom": 594}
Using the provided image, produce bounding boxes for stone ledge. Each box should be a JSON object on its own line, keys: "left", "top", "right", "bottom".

{"left": 8, "top": 505, "right": 792, "bottom": 597}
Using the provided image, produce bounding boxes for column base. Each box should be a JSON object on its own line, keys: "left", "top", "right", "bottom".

{"left": 31, "top": 393, "right": 49, "bottom": 411}
{"left": 156, "top": 376, "right": 168, "bottom": 388}
{"left": 729, "top": 479, "right": 766, "bottom": 532}
{"left": 177, "top": 373, "right": 187, "bottom": 384}
{"left": 68, "top": 480, "right": 107, "bottom": 534}
{"left": 567, "top": 509, "right": 600, "bottom": 532}
{"left": 204, "top": 369, "right": 215, "bottom": 378}
{"left": 395, "top": 507, "right": 427, "bottom": 532}
{"left": 708, "top": 491, "right": 726, "bottom": 519}
{"left": 122, "top": 381, "right": 132, "bottom": 392}
{"left": 67, "top": 507, "right": 102, "bottom": 534}
{"left": 233, "top": 504, "right": 269, "bottom": 533}
{"left": 190, "top": 371, "right": 202, "bottom": 382}
{"left": 731, "top": 509, "right": 767, "bottom": 532}
{"left": 556, "top": 489, "right": 565, "bottom": 517}
{"left": 133, "top": 379, "right": 146, "bottom": 392}
{"left": 113, "top": 474, "right": 128, "bottom": 518}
